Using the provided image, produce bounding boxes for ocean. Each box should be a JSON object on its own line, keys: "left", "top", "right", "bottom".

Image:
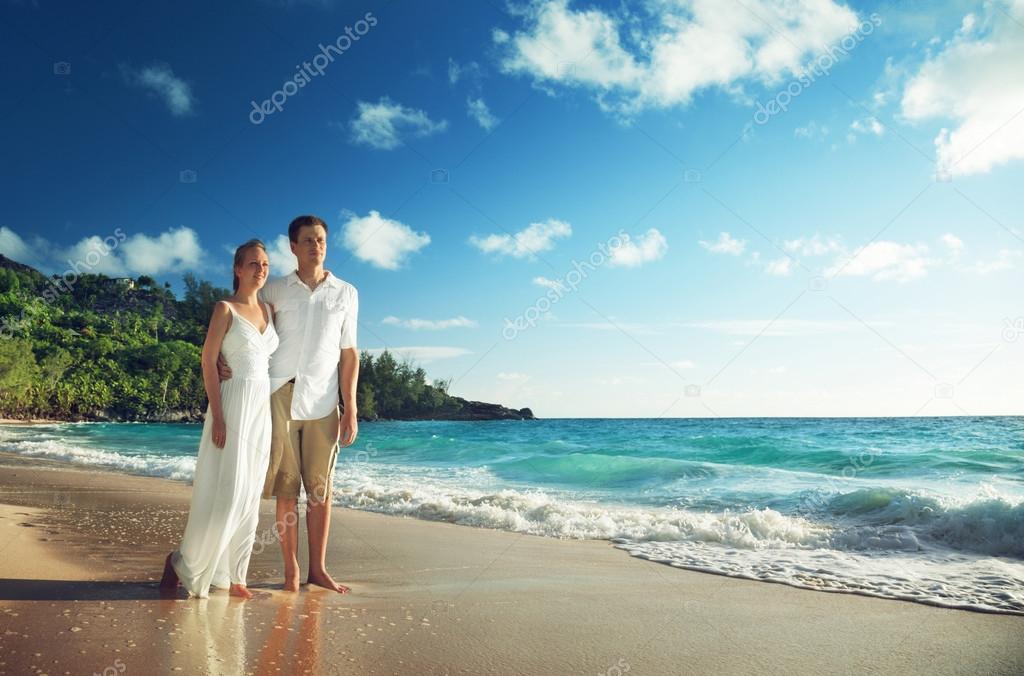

{"left": 2, "top": 417, "right": 1022, "bottom": 614}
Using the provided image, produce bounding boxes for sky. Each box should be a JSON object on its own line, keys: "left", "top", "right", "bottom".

{"left": 0, "top": 0, "right": 1021, "bottom": 418}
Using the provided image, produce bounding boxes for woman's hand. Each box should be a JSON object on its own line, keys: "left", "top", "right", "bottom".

{"left": 212, "top": 415, "right": 227, "bottom": 449}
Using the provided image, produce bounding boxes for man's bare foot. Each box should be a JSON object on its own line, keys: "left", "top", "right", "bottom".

{"left": 283, "top": 570, "right": 301, "bottom": 592}
{"left": 307, "top": 569, "right": 350, "bottom": 594}
{"left": 159, "top": 552, "right": 179, "bottom": 591}
{"left": 229, "top": 583, "right": 253, "bottom": 599}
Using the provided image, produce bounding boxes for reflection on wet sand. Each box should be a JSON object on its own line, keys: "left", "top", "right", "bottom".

{"left": 255, "top": 591, "right": 324, "bottom": 676}
{"left": 164, "top": 593, "right": 247, "bottom": 674}
{"left": 160, "top": 589, "right": 328, "bottom": 675}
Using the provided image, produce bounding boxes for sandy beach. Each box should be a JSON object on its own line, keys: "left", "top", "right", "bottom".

{"left": 0, "top": 450, "right": 1021, "bottom": 676}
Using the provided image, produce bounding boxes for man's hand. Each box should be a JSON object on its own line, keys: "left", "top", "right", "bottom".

{"left": 339, "top": 409, "right": 358, "bottom": 447}
{"left": 216, "top": 353, "right": 232, "bottom": 381}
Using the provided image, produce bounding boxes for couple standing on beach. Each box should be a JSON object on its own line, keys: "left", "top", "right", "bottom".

{"left": 159, "top": 215, "right": 359, "bottom": 599}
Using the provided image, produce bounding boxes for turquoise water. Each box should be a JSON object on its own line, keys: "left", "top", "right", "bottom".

{"left": 2, "top": 417, "right": 1022, "bottom": 613}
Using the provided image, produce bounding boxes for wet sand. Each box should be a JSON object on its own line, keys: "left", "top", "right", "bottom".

{"left": 0, "top": 450, "right": 1021, "bottom": 675}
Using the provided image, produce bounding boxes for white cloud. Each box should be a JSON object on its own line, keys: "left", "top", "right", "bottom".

{"left": 496, "top": 0, "right": 860, "bottom": 115}
{"left": 382, "top": 315, "right": 478, "bottom": 330}
{"left": 849, "top": 116, "right": 884, "bottom": 136}
{"left": 961, "top": 248, "right": 1021, "bottom": 275}
{"left": 699, "top": 232, "right": 746, "bottom": 255}
{"left": 825, "top": 240, "right": 935, "bottom": 282}
{"left": 364, "top": 346, "right": 472, "bottom": 363}
{"left": 121, "top": 62, "right": 194, "bottom": 116}
{"left": 448, "top": 58, "right": 482, "bottom": 85}
{"left": 533, "top": 275, "right": 567, "bottom": 291}
{"left": 61, "top": 236, "right": 129, "bottom": 275}
{"left": 0, "top": 226, "right": 49, "bottom": 269}
{"left": 764, "top": 257, "right": 793, "bottom": 276}
{"left": 469, "top": 218, "right": 571, "bottom": 258}
{"left": 500, "top": 1, "right": 642, "bottom": 91}
{"left": 941, "top": 233, "right": 964, "bottom": 255}
{"left": 0, "top": 225, "right": 204, "bottom": 277}
{"left": 609, "top": 228, "right": 667, "bottom": 267}
{"left": 341, "top": 210, "right": 430, "bottom": 269}
{"left": 266, "top": 234, "right": 298, "bottom": 276}
{"left": 751, "top": 233, "right": 1016, "bottom": 280}
{"left": 900, "top": 1, "right": 1024, "bottom": 175}
{"left": 467, "top": 97, "right": 499, "bottom": 130}
{"left": 794, "top": 121, "right": 829, "bottom": 140}
{"left": 708, "top": 232, "right": 1013, "bottom": 282}
{"left": 783, "top": 234, "right": 843, "bottom": 256}
{"left": 497, "top": 371, "right": 529, "bottom": 381}
{"left": 121, "top": 227, "right": 203, "bottom": 275}
{"left": 349, "top": 97, "right": 448, "bottom": 150}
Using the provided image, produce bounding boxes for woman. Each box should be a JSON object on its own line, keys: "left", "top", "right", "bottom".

{"left": 160, "top": 239, "right": 279, "bottom": 599}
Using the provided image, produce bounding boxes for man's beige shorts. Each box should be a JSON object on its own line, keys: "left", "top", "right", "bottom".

{"left": 262, "top": 382, "right": 339, "bottom": 504}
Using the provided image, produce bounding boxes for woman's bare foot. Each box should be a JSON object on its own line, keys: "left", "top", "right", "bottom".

{"left": 229, "top": 583, "right": 253, "bottom": 599}
{"left": 283, "top": 569, "right": 301, "bottom": 592}
{"left": 159, "top": 552, "right": 179, "bottom": 591}
{"left": 307, "top": 569, "right": 350, "bottom": 594}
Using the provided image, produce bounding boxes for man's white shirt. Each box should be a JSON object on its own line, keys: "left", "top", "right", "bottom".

{"left": 260, "top": 270, "right": 358, "bottom": 420}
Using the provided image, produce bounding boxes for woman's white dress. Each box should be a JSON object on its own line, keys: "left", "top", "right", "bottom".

{"left": 171, "top": 302, "right": 279, "bottom": 598}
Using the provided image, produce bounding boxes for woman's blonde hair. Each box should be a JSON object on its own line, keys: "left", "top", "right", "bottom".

{"left": 232, "top": 239, "right": 267, "bottom": 292}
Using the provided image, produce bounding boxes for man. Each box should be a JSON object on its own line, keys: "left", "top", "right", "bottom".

{"left": 219, "top": 214, "right": 359, "bottom": 593}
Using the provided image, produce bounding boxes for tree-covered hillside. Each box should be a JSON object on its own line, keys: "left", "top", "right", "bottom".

{"left": 0, "top": 255, "right": 533, "bottom": 422}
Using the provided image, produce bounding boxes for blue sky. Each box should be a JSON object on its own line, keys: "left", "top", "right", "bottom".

{"left": 1, "top": 0, "right": 1021, "bottom": 417}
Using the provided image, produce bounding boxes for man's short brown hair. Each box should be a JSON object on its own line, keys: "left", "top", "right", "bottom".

{"left": 288, "top": 215, "right": 328, "bottom": 243}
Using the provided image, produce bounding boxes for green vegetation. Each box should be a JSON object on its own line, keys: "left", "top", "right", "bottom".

{"left": 0, "top": 259, "right": 468, "bottom": 422}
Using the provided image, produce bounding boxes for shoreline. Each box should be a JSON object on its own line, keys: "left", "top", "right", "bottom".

{"left": 6, "top": 415, "right": 1023, "bottom": 426}
{"left": 2, "top": 424, "right": 1023, "bottom": 616}
{"left": 0, "top": 452, "right": 1021, "bottom": 674}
